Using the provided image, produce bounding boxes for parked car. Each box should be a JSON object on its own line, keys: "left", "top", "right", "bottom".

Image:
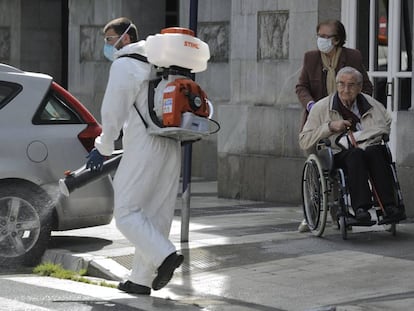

{"left": 0, "top": 63, "right": 114, "bottom": 267}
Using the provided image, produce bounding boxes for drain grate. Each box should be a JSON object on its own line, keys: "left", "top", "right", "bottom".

{"left": 110, "top": 239, "right": 300, "bottom": 274}
{"left": 110, "top": 248, "right": 221, "bottom": 272}
{"left": 112, "top": 254, "right": 133, "bottom": 269}
{"left": 110, "top": 222, "right": 299, "bottom": 272}
{"left": 174, "top": 202, "right": 292, "bottom": 217}
{"left": 193, "top": 223, "right": 299, "bottom": 236}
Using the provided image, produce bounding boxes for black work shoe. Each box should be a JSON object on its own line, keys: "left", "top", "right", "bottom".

{"left": 355, "top": 208, "right": 371, "bottom": 222}
{"left": 152, "top": 252, "right": 184, "bottom": 290}
{"left": 118, "top": 280, "right": 151, "bottom": 295}
{"left": 384, "top": 206, "right": 407, "bottom": 222}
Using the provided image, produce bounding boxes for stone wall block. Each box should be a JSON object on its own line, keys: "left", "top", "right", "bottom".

{"left": 396, "top": 112, "right": 414, "bottom": 166}
{"left": 240, "top": 154, "right": 265, "bottom": 200}
{"left": 218, "top": 105, "right": 248, "bottom": 154}
{"left": 246, "top": 105, "right": 285, "bottom": 156}
{"left": 217, "top": 153, "right": 242, "bottom": 199}
{"left": 264, "top": 156, "right": 303, "bottom": 203}
{"left": 396, "top": 166, "right": 414, "bottom": 218}
{"left": 0, "top": 27, "right": 10, "bottom": 62}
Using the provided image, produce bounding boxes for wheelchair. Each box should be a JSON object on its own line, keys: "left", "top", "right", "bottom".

{"left": 301, "top": 133, "right": 405, "bottom": 240}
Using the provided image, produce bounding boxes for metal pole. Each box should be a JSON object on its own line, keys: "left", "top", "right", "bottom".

{"left": 181, "top": 0, "right": 198, "bottom": 243}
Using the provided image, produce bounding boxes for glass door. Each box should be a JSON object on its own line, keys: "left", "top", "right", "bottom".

{"left": 354, "top": 0, "right": 412, "bottom": 111}
{"left": 344, "top": 0, "right": 413, "bottom": 155}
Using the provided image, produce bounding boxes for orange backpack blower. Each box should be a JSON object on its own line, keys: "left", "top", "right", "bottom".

{"left": 162, "top": 78, "right": 209, "bottom": 127}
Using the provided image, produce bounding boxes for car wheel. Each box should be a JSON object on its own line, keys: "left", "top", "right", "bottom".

{"left": 0, "top": 183, "right": 53, "bottom": 267}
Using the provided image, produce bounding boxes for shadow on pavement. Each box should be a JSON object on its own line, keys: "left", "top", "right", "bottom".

{"left": 49, "top": 236, "right": 113, "bottom": 253}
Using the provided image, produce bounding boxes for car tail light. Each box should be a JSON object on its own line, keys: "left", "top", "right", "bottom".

{"left": 77, "top": 124, "right": 101, "bottom": 152}
{"left": 51, "top": 82, "right": 102, "bottom": 152}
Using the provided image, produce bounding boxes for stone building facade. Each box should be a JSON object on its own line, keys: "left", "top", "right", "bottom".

{"left": 182, "top": 0, "right": 414, "bottom": 218}
{"left": 1, "top": 0, "right": 414, "bottom": 216}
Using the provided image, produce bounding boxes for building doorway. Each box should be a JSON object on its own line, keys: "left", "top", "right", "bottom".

{"left": 20, "top": 0, "right": 67, "bottom": 87}
{"left": 343, "top": 0, "right": 413, "bottom": 156}
{"left": 353, "top": 0, "right": 413, "bottom": 112}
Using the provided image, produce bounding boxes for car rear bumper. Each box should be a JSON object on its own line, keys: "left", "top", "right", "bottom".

{"left": 45, "top": 175, "right": 114, "bottom": 231}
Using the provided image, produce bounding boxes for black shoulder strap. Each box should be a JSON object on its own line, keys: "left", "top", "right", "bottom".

{"left": 133, "top": 103, "right": 148, "bottom": 128}
{"left": 120, "top": 53, "right": 163, "bottom": 129}
{"left": 132, "top": 78, "right": 163, "bottom": 129}
{"left": 118, "top": 53, "right": 149, "bottom": 63}
{"left": 120, "top": 53, "right": 149, "bottom": 128}
{"left": 147, "top": 78, "right": 163, "bottom": 128}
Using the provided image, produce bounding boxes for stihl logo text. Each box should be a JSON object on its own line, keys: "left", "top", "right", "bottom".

{"left": 184, "top": 41, "right": 199, "bottom": 49}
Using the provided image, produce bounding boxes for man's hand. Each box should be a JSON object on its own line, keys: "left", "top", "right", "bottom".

{"left": 328, "top": 120, "right": 352, "bottom": 133}
{"left": 86, "top": 148, "right": 105, "bottom": 171}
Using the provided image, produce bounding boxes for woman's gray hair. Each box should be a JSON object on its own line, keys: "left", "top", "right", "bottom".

{"left": 336, "top": 66, "right": 363, "bottom": 85}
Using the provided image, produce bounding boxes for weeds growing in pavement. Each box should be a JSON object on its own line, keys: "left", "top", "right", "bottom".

{"left": 33, "top": 262, "right": 117, "bottom": 288}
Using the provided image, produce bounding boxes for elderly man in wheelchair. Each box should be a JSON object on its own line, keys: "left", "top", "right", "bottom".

{"left": 298, "top": 66, "right": 406, "bottom": 238}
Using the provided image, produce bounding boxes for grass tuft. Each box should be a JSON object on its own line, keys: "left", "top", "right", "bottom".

{"left": 33, "top": 262, "right": 117, "bottom": 288}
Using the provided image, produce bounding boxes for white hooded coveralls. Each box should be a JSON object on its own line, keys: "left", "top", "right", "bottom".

{"left": 94, "top": 41, "right": 181, "bottom": 287}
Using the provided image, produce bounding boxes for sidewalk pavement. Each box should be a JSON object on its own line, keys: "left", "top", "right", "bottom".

{"left": 42, "top": 180, "right": 414, "bottom": 311}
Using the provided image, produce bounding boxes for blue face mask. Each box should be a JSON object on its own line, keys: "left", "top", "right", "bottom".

{"left": 103, "top": 23, "right": 134, "bottom": 62}
{"left": 103, "top": 43, "right": 117, "bottom": 61}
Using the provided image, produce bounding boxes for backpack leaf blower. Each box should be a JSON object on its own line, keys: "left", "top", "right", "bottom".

{"left": 59, "top": 153, "right": 122, "bottom": 196}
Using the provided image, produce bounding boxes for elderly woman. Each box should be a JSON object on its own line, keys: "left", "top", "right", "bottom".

{"left": 296, "top": 19, "right": 373, "bottom": 126}
{"left": 299, "top": 66, "right": 405, "bottom": 223}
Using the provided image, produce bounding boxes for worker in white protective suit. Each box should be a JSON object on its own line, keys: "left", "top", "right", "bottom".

{"left": 86, "top": 17, "right": 184, "bottom": 296}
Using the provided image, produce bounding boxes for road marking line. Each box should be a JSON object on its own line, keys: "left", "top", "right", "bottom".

{"left": 6, "top": 276, "right": 131, "bottom": 300}
{"left": 0, "top": 297, "right": 52, "bottom": 311}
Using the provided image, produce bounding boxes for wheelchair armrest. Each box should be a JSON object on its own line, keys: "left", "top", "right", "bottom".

{"left": 319, "top": 138, "right": 331, "bottom": 147}
{"left": 315, "top": 139, "right": 334, "bottom": 171}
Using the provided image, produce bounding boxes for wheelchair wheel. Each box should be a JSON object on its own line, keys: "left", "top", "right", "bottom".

{"left": 335, "top": 168, "right": 350, "bottom": 240}
{"left": 302, "top": 154, "right": 328, "bottom": 237}
{"left": 339, "top": 216, "right": 347, "bottom": 240}
{"left": 379, "top": 157, "right": 402, "bottom": 236}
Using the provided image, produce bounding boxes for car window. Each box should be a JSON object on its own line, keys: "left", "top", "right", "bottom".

{"left": 0, "top": 81, "right": 23, "bottom": 110}
{"left": 33, "top": 91, "right": 83, "bottom": 124}
{"left": 41, "top": 96, "right": 75, "bottom": 121}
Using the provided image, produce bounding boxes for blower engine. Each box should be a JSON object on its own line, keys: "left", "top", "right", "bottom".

{"left": 146, "top": 27, "right": 212, "bottom": 136}
{"left": 162, "top": 78, "right": 209, "bottom": 127}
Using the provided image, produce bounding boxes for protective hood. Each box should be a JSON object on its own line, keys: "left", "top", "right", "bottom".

{"left": 114, "top": 40, "right": 147, "bottom": 59}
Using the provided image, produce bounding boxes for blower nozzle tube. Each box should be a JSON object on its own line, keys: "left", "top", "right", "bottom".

{"left": 59, "top": 154, "right": 122, "bottom": 196}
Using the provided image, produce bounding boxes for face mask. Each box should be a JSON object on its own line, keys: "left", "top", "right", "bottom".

{"left": 317, "top": 37, "right": 334, "bottom": 54}
{"left": 103, "top": 43, "right": 117, "bottom": 61}
{"left": 103, "top": 23, "right": 134, "bottom": 62}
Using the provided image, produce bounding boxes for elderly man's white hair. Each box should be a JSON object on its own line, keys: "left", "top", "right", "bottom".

{"left": 336, "top": 66, "right": 363, "bottom": 84}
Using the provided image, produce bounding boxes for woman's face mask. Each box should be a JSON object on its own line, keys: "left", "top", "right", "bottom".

{"left": 317, "top": 37, "right": 334, "bottom": 54}
{"left": 103, "top": 23, "right": 133, "bottom": 61}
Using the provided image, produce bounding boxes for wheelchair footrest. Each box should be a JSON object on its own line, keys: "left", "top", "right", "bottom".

{"left": 378, "top": 215, "right": 405, "bottom": 225}
{"left": 346, "top": 217, "right": 376, "bottom": 227}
